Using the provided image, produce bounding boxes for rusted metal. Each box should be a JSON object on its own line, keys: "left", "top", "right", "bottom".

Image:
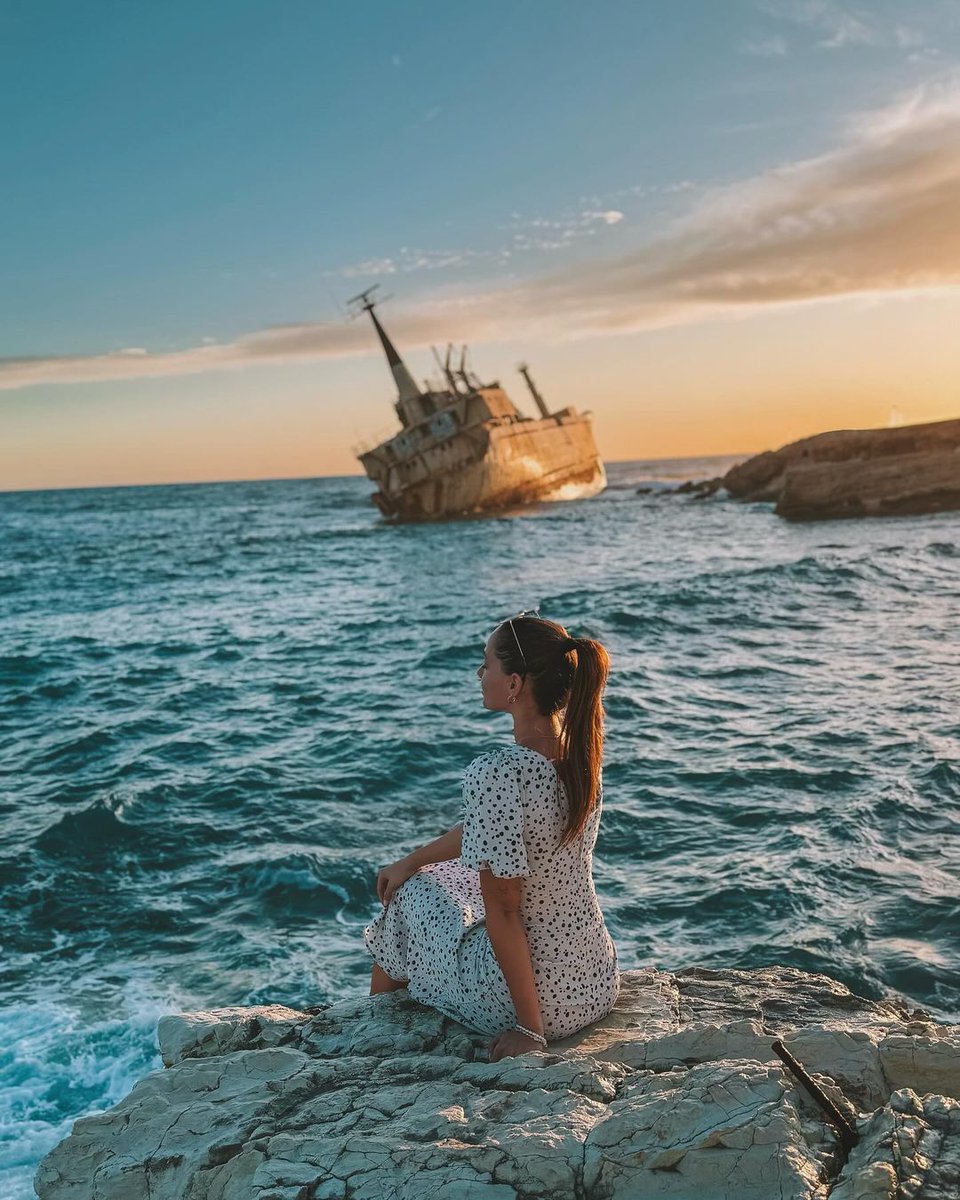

{"left": 352, "top": 294, "right": 606, "bottom": 521}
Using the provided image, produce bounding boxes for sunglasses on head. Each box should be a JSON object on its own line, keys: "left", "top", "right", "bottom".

{"left": 503, "top": 607, "right": 541, "bottom": 668}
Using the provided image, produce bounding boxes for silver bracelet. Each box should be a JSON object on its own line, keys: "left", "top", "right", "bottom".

{"left": 514, "top": 1022, "right": 547, "bottom": 1047}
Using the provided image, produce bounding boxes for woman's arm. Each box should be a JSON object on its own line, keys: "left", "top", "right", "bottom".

{"left": 404, "top": 822, "right": 462, "bottom": 870}
{"left": 481, "top": 872, "right": 544, "bottom": 1038}
{"left": 377, "top": 823, "right": 463, "bottom": 905}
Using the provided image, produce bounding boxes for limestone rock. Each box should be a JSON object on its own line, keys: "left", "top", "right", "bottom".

{"left": 722, "top": 417, "right": 960, "bottom": 521}
{"left": 776, "top": 450, "right": 960, "bottom": 521}
{"left": 35, "top": 965, "right": 960, "bottom": 1200}
{"left": 157, "top": 1005, "right": 316, "bottom": 1067}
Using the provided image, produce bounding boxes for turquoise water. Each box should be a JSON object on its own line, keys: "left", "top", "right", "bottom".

{"left": 1, "top": 457, "right": 958, "bottom": 1196}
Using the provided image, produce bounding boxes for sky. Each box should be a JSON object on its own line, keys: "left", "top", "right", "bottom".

{"left": 2, "top": 0, "right": 960, "bottom": 491}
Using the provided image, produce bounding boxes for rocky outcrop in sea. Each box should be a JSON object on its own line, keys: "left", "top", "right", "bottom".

{"left": 722, "top": 417, "right": 960, "bottom": 521}
{"left": 35, "top": 966, "right": 960, "bottom": 1199}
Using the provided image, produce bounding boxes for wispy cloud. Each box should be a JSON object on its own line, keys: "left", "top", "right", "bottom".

{"left": 525, "top": 76, "right": 960, "bottom": 327}
{"left": 581, "top": 210, "right": 625, "bottom": 226}
{"left": 715, "top": 117, "right": 799, "bottom": 136}
{"left": 329, "top": 245, "right": 507, "bottom": 280}
{"left": 4, "top": 80, "right": 960, "bottom": 391}
{"left": 739, "top": 34, "right": 788, "bottom": 57}
{"left": 755, "top": 0, "right": 944, "bottom": 52}
{"left": 338, "top": 256, "right": 399, "bottom": 279}
{"left": 895, "top": 24, "right": 927, "bottom": 49}
{"left": 498, "top": 207, "right": 628, "bottom": 253}
{"left": 328, "top": 208, "right": 627, "bottom": 280}
{"left": 757, "top": 1, "right": 880, "bottom": 48}
{"left": 578, "top": 180, "right": 696, "bottom": 206}
{"left": 405, "top": 104, "right": 443, "bottom": 131}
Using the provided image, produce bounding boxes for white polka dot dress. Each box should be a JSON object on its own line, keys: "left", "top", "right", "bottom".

{"left": 362, "top": 745, "right": 621, "bottom": 1040}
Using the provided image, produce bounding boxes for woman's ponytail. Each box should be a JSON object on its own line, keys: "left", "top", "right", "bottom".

{"left": 556, "top": 637, "right": 610, "bottom": 847}
{"left": 492, "top": 616, "right": 611, "bottom": 846}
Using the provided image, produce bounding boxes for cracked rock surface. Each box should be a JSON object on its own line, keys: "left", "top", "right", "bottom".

{"left": 35, "top": 966, "right": 959, "bottom": 1199}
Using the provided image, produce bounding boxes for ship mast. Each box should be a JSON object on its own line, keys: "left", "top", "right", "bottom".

{"left": 518, "top": 362, "right": 551, "bottom": 419}
{"left": 347, "top": 285, "right": 421, "bottom": 405}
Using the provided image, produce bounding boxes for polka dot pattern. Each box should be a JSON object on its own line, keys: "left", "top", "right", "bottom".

{"left": 363, "top": 744, "right": 620, "bottom": 1040}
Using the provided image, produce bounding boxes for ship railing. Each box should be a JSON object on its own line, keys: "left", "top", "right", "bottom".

{"left": 352, "top": 424, "right": 400, "bottom": 457}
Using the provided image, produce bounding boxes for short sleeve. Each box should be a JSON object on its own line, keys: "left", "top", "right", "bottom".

{"left": 459, "top": 752, "right": 530, "bottom": 878}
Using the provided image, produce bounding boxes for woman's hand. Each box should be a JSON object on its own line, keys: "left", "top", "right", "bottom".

{"left": 488, "top": 1028, "right": 546, "bottom": 1062}
{"left": 376, "top": 857, "right": 418, "bottom": 907}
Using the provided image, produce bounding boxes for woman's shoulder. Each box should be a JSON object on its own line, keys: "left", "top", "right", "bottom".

{"left": 460, "top": 749, "right": 524, "bottom": 819}
{"left": 464, "top": 745, "right": 605, "bottom": 782}
{"left": 464, "top": 746, "right": 517, "bottom": 776}
{"left": 465, "top": 743, "right": 558, "bottom": 774}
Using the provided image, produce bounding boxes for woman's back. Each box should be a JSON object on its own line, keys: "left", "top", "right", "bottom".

{"left": 460, "top": 744, "right": 617, "bottom": 986}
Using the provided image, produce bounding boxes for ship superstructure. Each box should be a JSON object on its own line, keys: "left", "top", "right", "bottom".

{"left": 350, "top": 287, "right": 606, "bottom": 520}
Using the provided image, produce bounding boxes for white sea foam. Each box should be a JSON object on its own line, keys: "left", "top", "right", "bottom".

{"left": 0, "top": 977, "right": 184, "bottom": 1200}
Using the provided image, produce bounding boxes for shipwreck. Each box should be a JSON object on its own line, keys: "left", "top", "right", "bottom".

{"left": 350, "top": 287, "right": 606, "bottom": 520}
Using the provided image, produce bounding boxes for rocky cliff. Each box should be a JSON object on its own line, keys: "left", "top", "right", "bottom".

{"left": 35, "top": 966, "right": 959, "bottom": 1200}
{"left": 722, "top": 418, "right": 960, "bottom": 521}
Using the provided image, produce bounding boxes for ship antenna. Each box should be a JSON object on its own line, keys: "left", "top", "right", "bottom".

{"left": 432, "top": 343, "right": 461, "bottom": 394}
{"left": 346, "top": 285, "right": 421, "bottom": 403}
{"left": 518, "top": 362, "right": 551, "bottom": 419}
{"left": 457, "top": 344, "right": 476, "bottom": 391}
{"left": 460, "top": 345, "right": 483, "bottom": 389}
{"left": 445, "top": 344, "right": 457, "bottom": 391}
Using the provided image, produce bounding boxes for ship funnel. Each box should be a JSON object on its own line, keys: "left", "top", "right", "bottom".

{"left": 347, "top": 285, "right": 421, "bottom": 405}
{"left": 518, "top": 363, "right": 551, "bottom": 418}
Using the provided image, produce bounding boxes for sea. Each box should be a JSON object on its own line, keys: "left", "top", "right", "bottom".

{"left": 1, "top": 456, "right": 958, "bottom": 1197}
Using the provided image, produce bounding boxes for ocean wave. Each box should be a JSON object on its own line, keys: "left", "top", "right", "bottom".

{"left": 0, "top": 978, "right": 181, "bottom": 1200}
{"left": 34, "top": 796, "right": 145, "bottom": 858}
{"left": 32, "top": 794, "right": 222, "bottom": 867}
{"left": 32, "top": 727, "right": 116, "bottom": 769}
{"left": 918, "top": 760, "right": 960, "bottom": 801}
{"left": 221, "top": 853, "right": 354, "bottom": 922}
{"left": 0, "top": 654, "right": 62, "bottom": 685}
{"left": 3, "top": 467, "right": 960, "bottom": 1189}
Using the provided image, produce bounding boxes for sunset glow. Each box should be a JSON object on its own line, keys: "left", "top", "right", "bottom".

{"left": 2, "top": 1, "right": 959, "bottom": 491}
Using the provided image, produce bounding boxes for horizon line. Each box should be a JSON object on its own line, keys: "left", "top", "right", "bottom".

{"left": 0, "top": 451, "right": 749, "bottom": 499}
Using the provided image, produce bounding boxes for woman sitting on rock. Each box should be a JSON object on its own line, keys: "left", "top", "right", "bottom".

{"left": 363, "top": 611, "right": 621, "bottom": 1061}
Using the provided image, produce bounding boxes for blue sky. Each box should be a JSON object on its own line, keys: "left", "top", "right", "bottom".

{"left": 2, "top": 1, "right": 960, "bottom": 488}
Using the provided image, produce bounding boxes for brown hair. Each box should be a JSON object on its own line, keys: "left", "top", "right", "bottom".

{"left": 493, "top": 616, "right": 610, "bottom": 848}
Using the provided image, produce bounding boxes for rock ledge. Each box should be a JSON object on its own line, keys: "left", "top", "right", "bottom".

{"left": 722, "top": 417, "right": 960, "bottom": 521}
{"left": 35, "top": 966, "right": 960, "bottom": 1200}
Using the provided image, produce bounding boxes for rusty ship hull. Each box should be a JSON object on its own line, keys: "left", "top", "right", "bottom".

{"left": 361, "top": 407, "right": 606, "bottom": 520}
{"left": 349, "top": 288, "right": 606, "bottom": 521}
